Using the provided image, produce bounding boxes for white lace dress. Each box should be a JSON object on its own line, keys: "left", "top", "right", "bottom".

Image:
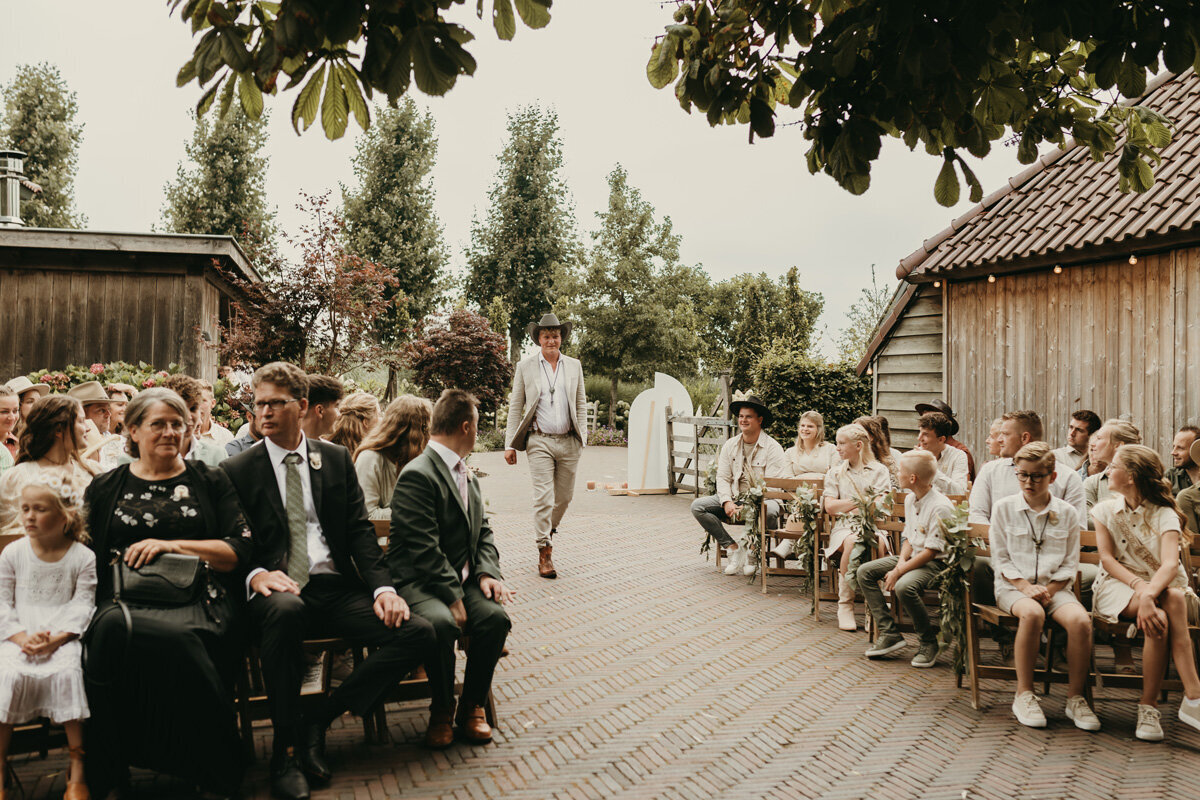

{"left": 0, "top": 538, "right": 97, "bottom": 724}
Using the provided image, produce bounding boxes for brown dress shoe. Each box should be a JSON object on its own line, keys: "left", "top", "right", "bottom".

{"left": 455, "top": 704, "right": 493, "bottom": 743}
{"left": 424, "top": 708, "right": 455, "bottom": 749}
{"left": 538, "top": 545, "right": 557, "bottom": 579}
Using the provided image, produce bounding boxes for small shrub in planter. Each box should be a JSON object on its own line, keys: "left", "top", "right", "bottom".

{"left": 588, "top": 426, "right": 627, "bottom": 447}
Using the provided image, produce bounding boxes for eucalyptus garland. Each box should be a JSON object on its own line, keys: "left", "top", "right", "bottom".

{"left": 735, "top": 481, "right": 766, "bottom": 580}
{"left": 785, "top": 485, "right": 821, "bottom": 594}
{"left": 932, "top": 501, "right": 978, "bottom": 675}
{"left": 843, "top": 486, "right": 892, "bottom": 591}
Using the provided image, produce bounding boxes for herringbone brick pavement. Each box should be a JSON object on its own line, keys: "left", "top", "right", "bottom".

{"left": 12, "top": 447, "right": 1200, "bottom": 799}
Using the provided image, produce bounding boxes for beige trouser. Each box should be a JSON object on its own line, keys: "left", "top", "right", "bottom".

{"left": 527, "top": 432, "right": 582, "bottom": 548}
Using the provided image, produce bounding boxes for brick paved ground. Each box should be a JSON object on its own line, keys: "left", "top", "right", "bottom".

{"left": 12, "top": 446, "right": 1200, "bottom": 799}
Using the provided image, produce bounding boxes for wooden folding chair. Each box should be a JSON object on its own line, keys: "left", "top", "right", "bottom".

{"left": 759, "top": 477, "right": 821, "bottom": 594}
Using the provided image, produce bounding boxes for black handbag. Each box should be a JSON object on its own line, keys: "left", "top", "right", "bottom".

{"left": 113, "top": 551, "right": 207, "bottom": 607}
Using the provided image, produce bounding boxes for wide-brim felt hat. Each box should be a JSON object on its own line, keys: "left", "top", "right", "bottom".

{"left": 67, "top": 380, "right": 117, "bottom": 406}
{"left": 914, "top": 399, "right": 959, "bottom": 436}
{"left": 730, "top": 393, "right": 773, "bottom": 427}
{"left": 1190, "top": 438, "right": 1200, "bottom": 469}
{"left": 527, "top": 313, "right": 573, "bottom": 344}
{"left": 6, "top": 376, "right": 49, "bottom": 398}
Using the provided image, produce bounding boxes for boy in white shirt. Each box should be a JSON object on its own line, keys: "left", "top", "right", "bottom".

{"left": 859, "top": 450, "right": 954, "bottom": 668}
{"left": 989, "top": 442, "right": 1099, "bottom": 731}
{"left": 912, "top": 411, "right": 969, "bottom": 495}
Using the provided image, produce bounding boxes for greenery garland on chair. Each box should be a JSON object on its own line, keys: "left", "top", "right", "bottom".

{"left": 785, "top": 485, "right": 821, "bottom": 594}
{"left": 734, "top": 479, "right": 766, "bottom": 580}
{"left": 932, "top": 501, "right": 979, "bottom": 675}
{"left": 843, "top": 486, "right": 892, "bottom": 591}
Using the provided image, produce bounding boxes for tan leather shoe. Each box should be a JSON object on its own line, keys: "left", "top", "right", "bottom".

{"left": 455, "top": 704, "right": 493, "bottom": 744}
{"left": 538, "top": 545, "right": 557, "bottom": 579}
{"left": 424, "top": 708, "right": 455, "bottom": 749}
{"left": 64, "top": 746, "right": 90, "bottom": 800}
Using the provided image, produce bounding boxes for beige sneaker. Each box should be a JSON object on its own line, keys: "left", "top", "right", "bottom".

{"left": 1012, "top": 691, "right": 1046, "bottom": 728}
{"left": 1136, "top": 704, "right": 1164, "bottom": 741}
{"left": 723, "top": 546, "right": 745, "bottom": 575}
{"left": 1065, "top": 695, "right": 1101, "bottom": 731}
{"left": 1178, "top": 695, "right": 1200, "bottom": 732}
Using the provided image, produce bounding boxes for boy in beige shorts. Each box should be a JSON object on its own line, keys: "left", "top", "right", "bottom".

{"left": 990, "top": 442, "right": 1099, "bottom": 730}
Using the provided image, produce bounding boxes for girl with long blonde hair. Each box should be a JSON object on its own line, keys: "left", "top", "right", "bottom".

{"left": 329, "top": 392, "right": 381, "bottom": 458}
{"left": 354, "top": 395, "right": 433, "bottom": 519}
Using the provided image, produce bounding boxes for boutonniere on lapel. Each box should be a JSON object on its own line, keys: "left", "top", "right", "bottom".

{"left": 309, "top": 450, "right": 322, "bottom": 471}
{"left": 172, "top": 484, "right": 191, "bottom": 502}
{"left": 1047, "top": 511, "right": 1059, "bottom": 525}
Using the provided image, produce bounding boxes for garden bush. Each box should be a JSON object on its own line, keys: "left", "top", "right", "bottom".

{"left": 587, "top": 426, "right": 627, "bottom": 446}
{"left": 751, "top": 345, "right": 871, "bottom": 443}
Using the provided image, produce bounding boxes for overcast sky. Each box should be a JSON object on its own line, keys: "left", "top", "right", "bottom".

{"left": 1, "top": 1, "right": 1031, "bottom": 355}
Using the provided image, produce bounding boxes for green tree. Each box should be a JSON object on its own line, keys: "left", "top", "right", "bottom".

{"left": 837, "top": 265, "right": 895, "bottom": 364}
{"left": 342, "top": 98, "right": 447, "bottom": 342}
{"left": 170, "top": 0, "right": 551, "bottom": 140}
{"left": 567, "top": 165, "right": 701, "bottom": 425}
{"left": 0, "top": 63, "right": 84, "bottom": 228}
{"left": 465, "top": 105, "right": 579, "bottom": 363}
{"left": 162, "top": 107, "right": 277, "bottom": 258}
{"left": 648, "top": 1, "right": 1187, "bottom": 202}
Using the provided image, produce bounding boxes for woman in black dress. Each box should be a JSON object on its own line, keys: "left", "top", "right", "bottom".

{"left": 82, "top": 388, "right": 252, "bottom": 799}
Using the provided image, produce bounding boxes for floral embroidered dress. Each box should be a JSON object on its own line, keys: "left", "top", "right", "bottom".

{"left": 0, "top": 538, "right": 97, "bottom": 724}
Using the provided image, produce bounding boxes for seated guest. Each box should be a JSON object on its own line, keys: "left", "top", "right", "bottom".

{"left": 222, "top": 362, "right": 433, "bottom": 800}
{"left": 1165, "top": 424, "right": 1200, "bottom": 496}
{"left": 5, "top": 376, "right": 49, "bottom": 432}
{"left": 785, "top": 410, "right": 840, "bottom": 477}
{"left": 0, "top": 396, "right": 95, "bottom": 535}
{"left": 223, "top": 387, "right": 262, "bottom": 457}
{"left": 823, "top": 423, "right": 893, "bottom": 631}
{"left": 854, "top": 415, "right": 898, "bottom": 488}
{"left": 154, "top": 375, "right": 227, "bottom": 467}
{"left": 874, "top": 415, "right": 905, "bottom": 468}
{"left": 985, "top": 417, "right": 1003, "bottom": 461}
{"left": 105, "top": 384, "right": 136, "bottom": 435}
{"left": 1051, "top": 409, "right": 1101, "bottom": 473}
{"left": 302, "top": 375, "right": 345, "bottom": 441}
{"left": 1091, "top": 444, "right": 1200, "bottom": 741}
{"left": 67, "top": 382, "right": 120, "bottom": 469}
{"left": 690, "top": 394, "right": 788, "bottom": 577}
{"left": 1083, "top": 419, "right": 1142, "bottom": 524}
{"left": 916, "top": 400, "right": 976, "bottom": 481}
{"left": 990, "top": 443, "right": 1097, "bottom": 731}
{"left": 388, "top": 390, "right": 514, "bottom": 748}
{"left": 82, "top": 388, "right": 253, "bottom": 798}
{"left": 1175, "top": 439, "right": 1200, "bottom": 536}
{"left": 0, "top": 386, "right": 18, "bottom": 473}
{"left": 330, "top": 392, "right": 380, "bottom": 457}
{"left": 356, "top": 395, "right": 431, "bottom": 520}
{"left": 196, "top": 379, "right": 235, "bottom": 448}
{"left": 858, "top": 450, "right": 954, "bottom": 667}
{"left": 913, "top": 411, "right": 968, "bottom": 495}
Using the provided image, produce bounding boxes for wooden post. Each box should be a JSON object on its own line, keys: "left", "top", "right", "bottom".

{"left": 719, "top": 372, "right": 733, "bottom": 421}
{"left": 665, "top": 405, "right": 676, "bottom": 494}
{"left": 638, "top": 400, "right": 656, "bottom": 489}
{"left": 692, "top": 419, "right": 701, "bottom": 496}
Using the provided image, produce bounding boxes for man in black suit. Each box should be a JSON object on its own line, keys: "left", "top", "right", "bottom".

{"left": 223, "top": 362, "right": 434, "bottom": 800}
{"left": 389, "top": 389, "right": 515, "bottom": 748}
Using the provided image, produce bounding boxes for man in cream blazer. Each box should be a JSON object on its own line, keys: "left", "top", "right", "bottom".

{"left": 503, "top": 313, "right": 588, "bottom": 579}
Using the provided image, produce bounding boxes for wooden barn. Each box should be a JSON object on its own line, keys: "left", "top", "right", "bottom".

{"left": 858, "top": 68, "right": 1200, "bottom": 456}
{"left": 0, "top": 227, "right": 260, "bottom": 383}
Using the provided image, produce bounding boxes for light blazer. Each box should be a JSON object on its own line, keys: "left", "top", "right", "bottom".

{"left": 387, "top": 447, "right": 503, "bottom": 607}
{"left": 503, "top": 352, "right": 587, "bottom": 451}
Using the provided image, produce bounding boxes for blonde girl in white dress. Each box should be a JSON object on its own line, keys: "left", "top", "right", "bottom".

{"left": 785, "top": 410, "right": 841, "bottom": 478}
{"left": 822, "top": 424, "right": 893, "bottom": 631}
{"left": 0, "top": 476, "right": 96, "bottom": 800}
{"left": 1091, "top": 444, "right": 1200, "bottom": 742}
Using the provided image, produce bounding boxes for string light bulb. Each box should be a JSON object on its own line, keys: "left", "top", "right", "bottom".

{"left": 933, "top": 280, "right": 942, "bottom": 288}
{"left": 987, "top": 274, "right": 996, "bottom": 283}
{"left": 866, "top": 367, "right": 873, "bottom": 375}
{"left": 1053, "top": 265, "right": 1063, "bottom": 274}
{"left": 1129, "top": 254, "right": 1138, "bottom": 265}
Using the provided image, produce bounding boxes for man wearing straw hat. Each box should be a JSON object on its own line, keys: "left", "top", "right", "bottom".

{"left": 503, "top": 313, "right": 587, "bottom": 579}
{"left": 5, "top": 376, "right": 49, "bottom": 426}
{"left": 67, "top": 381, "right": 120, "bottom": 467}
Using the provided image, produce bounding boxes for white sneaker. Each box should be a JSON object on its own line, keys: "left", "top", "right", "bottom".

{"left": 742, "top": 549, "right": 758, "bottom": 576}
{"left": 1179, "top": 696, "right": 1200, "bottom": 733}
{"left": 723, "top": 547, "right": 745, "bottom": 575}
{"left": 1065, "top": 696, "right": 1101, "bottom": 731}
{"left": 770, "top": 539, "right": 794, "bottom": 560}
{"left": 1136, "top": 704, "right": 1164, "bottom": 741}
{"left": 1012, "top": 691, "right": 1046, "bottom": 728}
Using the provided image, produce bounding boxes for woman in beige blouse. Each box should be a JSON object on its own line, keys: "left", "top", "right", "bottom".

{"left": 785, "top": 410, "right": 840, "bottom": 477}
{"left": 354, "top": 395, "right": 432, "bottom": 520}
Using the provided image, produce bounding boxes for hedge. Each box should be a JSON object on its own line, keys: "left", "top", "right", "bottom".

{"left": 751, "top": 346, "right": 871, "bottom": 444}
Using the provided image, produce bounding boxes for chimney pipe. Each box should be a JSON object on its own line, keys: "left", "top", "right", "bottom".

{"left": 0, "top": 150, "right": 34, "bottom": 228}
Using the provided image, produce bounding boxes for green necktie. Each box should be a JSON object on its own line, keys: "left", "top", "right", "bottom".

{"left": 284, "top": 452, "right": 309, "bottom": 590}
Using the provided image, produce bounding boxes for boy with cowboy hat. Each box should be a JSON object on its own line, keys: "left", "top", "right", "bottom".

{"left": 503, "top": 313, "right": 588, "bottom": 579}
{"left": 690, "top": 392, "right": 789, "bottom": 576}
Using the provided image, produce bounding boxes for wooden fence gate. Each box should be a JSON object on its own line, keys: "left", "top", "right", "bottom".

{"left": 665, "top": 407, "right": 735, "bottom": 495}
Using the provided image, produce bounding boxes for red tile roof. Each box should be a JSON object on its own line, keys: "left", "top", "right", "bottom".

{"left": 897, "top": 69, "right": 1200, "bottom": 281}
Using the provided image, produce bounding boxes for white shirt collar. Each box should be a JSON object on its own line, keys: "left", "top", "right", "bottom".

{"left": 263, "top": 431, "right": 308, "bottom": 467}
{"left": 1018, "top": 494, "right": 1055, "bottom": 517}
{"left": 427, "top": 439, "right": 463, "bottom": 472}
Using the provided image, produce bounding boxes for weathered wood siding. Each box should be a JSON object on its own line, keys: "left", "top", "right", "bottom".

{"left": 872, "top": 284, "right": 944, "bottom": 449}
{"left": 946, "top": 249, "right": 1195, "bottom": 460}
{"left": 0, "top": 262, "right": 219, "bottom": 382}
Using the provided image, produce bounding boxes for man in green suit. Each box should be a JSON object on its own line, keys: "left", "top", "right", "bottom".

{"left": 388, "top": 389, "right": 515, "bottom": 748}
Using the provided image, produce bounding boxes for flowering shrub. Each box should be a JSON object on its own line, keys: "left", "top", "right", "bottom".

{"left": 28, "top": 361, "right": 181, "bottom": 393}
{"left": 587, "top": 426, "right": 627, "bottom": 447}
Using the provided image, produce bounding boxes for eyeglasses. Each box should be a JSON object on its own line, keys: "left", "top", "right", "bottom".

{"left": 1014, "top": 471, "right": 1051, "bottom": 483}
{"left": 146, "top": 420, "right": 186, "bottom": 434}
{"left": 253, "top": 398, "right": 298, "bottom": 413}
